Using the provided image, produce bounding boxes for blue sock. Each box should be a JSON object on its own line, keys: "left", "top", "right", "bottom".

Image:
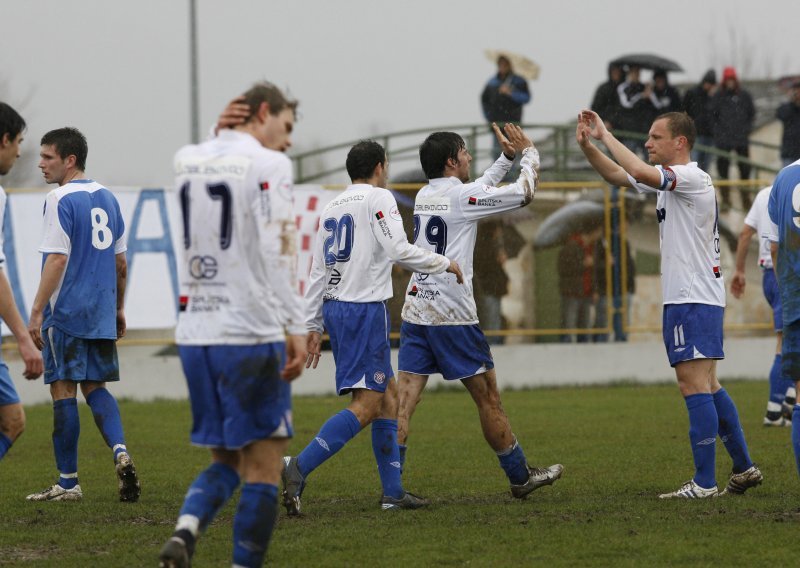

{"left": 713, "top": 388, "right": 753, "bottom": 473}
{"left": 777, "top": 356, "right": 795, "bottom": 403}
{"left": 684, "top": 393, "right": 717, "bottom": 489}
{"left": 177, "top": 462, "right": 240, "bottom": 536}
{"left": 85, "top": 388, "right": 128, "bottom": 460}
{"left": 297, "top": 409, "right": 361, "bottom": 477}
{"left": 0, "top": 432, "right": 12, "bottom": 460}
{"left": 793, "top": 405, "right": 800, "bottom": 478}
{"left": 232, "top": 483, "right": 279, "bottom": 568}
{"left": 398, "top": 444, "right": 407, "bottom": 473}
{"left": 371, "top": 419, "right": 404, "bottom": 499}
{"left": 497, "top": 438, "right": 529, "bottom": 485}
{"left": 770, "top": 355, "right": 791, "bottom": 405}
{"left": 53, "top": 398, "right": 80, "bottom": 489}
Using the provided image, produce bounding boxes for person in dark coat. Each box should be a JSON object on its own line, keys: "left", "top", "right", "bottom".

{"left": 591, "top": 63, "right": 624, "bottom": 130}
{"left": 616, "top": 65, "right": 651, "bottom": 157}
{"left": 709, "top": 66, "right": 755, "bottom": 210}
{"left": 683, "top": 69, "right": 717, "bottom": 172}
{"left": 777, "top": 80, "right": 800, "bottom": 167}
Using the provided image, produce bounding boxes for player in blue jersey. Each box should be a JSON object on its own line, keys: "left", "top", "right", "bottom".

{"left": 577, "top": 109, "right": 761, "bottom": 498}
{"left": 25, "top": 127, "right": 139, "bottom": 503}
{"left": 0, "top": 103, "right": 44, "bottom": 463}
{"left": 767, "top": 158, "right": 800, "bottom": 476}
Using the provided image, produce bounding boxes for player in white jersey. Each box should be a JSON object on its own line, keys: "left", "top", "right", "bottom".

{"left": 577, "top": 109, "right": 762, "bottom": 498}
{"left": 25, "top": 127, "right": 140, "bottom": 504}
{"left": 0, "top": 103, "right": 44, "bottom": 464}
{"left": 396, "top": 123, "right": 564, "bottom": 500}
{"left": 280, "top": 140, "right": 462, "bottom": 514}
{"left": 160, "top": 83, "right": 305, "bottom": 568}
{"left": 731, "top": 186, "right": 795, "bottom": 426}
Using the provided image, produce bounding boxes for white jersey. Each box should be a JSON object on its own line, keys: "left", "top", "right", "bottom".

{"left": 627, "top": 162, "right": 725, "bottom": 307}
{"left": 174, "top": 129, "right": 305, "bottom": 345}
{"left": 743, "top": 186, "right": 775, "bottom": 269}
{"left": 402, "top": 148, "right": 538, "bottom": 326}
{"left": 0, "top": 185, "right": 7, "bottom": 268}
{"left": 305, "top": 184, "right": 450, "bottom": 334}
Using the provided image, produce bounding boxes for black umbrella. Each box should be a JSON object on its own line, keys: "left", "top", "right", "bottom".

{"left": 534, "top": 201, "right": 605, "bottom": 250}
{"left": 610, "top": 53, "right": 683, "bottom": 72}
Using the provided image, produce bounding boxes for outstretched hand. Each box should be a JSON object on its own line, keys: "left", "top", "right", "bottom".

{"left": 503, "top": 123, "right": 533, "bottom": 153}
{"left": 579, "top": 109, "right": 608, "bottom": 141}
{"left": 492, "top": 122, "right": 516, "bottom": 158}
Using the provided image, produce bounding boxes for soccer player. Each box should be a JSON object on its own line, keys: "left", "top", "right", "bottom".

{"left": 159, "top": 82, "right": 306, "bottom": 568}
{"left": 767, "top": 157, "right": 800, "bottom": 476}
{"left": 731, "top": 185, "right": 795, "bottom": 426}
{"left": 0, "top": 103, "right": 44, "bottom": 462}
{"left": 280, "top": 140, "right": 463, "bottom": 515}
{"left": 25, "top": 127, "right": 139, "bottom": 503}
{"left": 396, "top": 123, "right": 564, "bottom": 499}
{"left": 576, "top": 109, "right": 762, "bottom": 498}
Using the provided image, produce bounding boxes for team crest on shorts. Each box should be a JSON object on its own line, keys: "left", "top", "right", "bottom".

{"left": 374, "top": 371, "right": 386, "bottom": 384}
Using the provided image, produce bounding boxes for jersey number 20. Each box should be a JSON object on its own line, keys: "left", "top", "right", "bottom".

{"left": 323, "top": 214, "right": 354, "bottom": 266}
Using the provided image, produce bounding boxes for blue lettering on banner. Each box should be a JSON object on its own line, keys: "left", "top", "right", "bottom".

{"left": 126, "top": 189, "right": 179, "bottom": 312}
{"left": 2, "top": 198, "right": 27, "bottom": 321}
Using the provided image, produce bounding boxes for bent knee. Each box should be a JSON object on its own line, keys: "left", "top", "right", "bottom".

{"left": 0, "top": 405, "right": 26, "bottom": 441}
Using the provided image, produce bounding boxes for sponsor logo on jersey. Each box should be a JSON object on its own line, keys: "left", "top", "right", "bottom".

{"left": 468, "top": 197, "right": 478, "bottom": 204}
{"left": 328, "top": 268, "right": 342, "bottom": 286}
{"left": 713, "top": 265, "right": 721, "bottom": 278}
{"left": 389, "top": 206, "right": 402, "bottom": 221}
{"left": 328, "top": 194, "right": 365, "bottom": 208}
{"left": 376, "top": 214, "right": 393, "bottom": 238}
{"left": 662, "top": 167, "right": 677, "bottom": 191}
{"left": 187, "top": 294, "right": 230, "bottom": 313}
{"left": 408, "top": 285, "right": 418, "bottom": 296}
{"left": 189, "top": 255, "right": 219, "bottom": 279}
{"left": 468, "top": 196, "right": 502, "bottom": 206}
{"left": 179, "top": 295, "right": 189, "bottom": 312}
{"left": 373, "top": 371, "right": 386, "bottom": 384}
{"left": 375, "top": 211, "right": 384, "bottom": 220}
{"left": 260, "top": 181, "right": 269, "bottom": 191}
{"left": 415, "top": 196, "right": 450, "bottom": 213}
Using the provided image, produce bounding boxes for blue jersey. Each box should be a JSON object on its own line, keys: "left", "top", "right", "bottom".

{"left": 39, "top": 180, "right": 127, "bottom": 339}
{"left": 768, "top": 161, "right": 800, "bottom": 324}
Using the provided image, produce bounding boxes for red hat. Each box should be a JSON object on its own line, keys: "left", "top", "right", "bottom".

{"left": 722, "top": 66, "right": 737, "bottom": 81}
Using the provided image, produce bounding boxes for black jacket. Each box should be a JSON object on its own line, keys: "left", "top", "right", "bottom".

{"left": 709, "top": 86, "right": 755, "bottom": 148}
{"left": 777, "top": 102, "right": 800, "bottom": 161}
{"left": 683, "top": 84, "right": 714, "bottom": 136}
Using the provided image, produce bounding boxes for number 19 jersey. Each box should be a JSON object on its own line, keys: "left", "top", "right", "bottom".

{"left": 402, "top": 149, "right": 538, "bottom": 326}
{"left": 174, "top": 129, "right": 305, "bottom": 345}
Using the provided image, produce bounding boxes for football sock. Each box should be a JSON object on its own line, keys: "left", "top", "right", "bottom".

{"left": 297, "top": 409, "right": 361, "bottom": 477}
{"left": 684, "top": 393, "right": 717, "bottom": 489}
{"left": 232, "top": 483, "right": 278, "bottom": 568}
{"left": 793, "top": 405, "right": 800, "bottom": 478}
{"left": 398, "top": 444, "right": 407, "bottom": 472}
{"left": 371, "top": 419, "right": 404, "bottom": 499}
{"left": 496, "top": 437, "right": 529, "bottom": 485}
{"left": 0, "top": 432, "right": 12, "bottom": 460}
{"left": 177, "top": 462, "right": 240, "bottom": 537}
{"left": 786, "top": 386, "right": 797, "bottom": 408}
{"left": 53, "top": 398, "right": 80, "bottom": 489}
{"left": 85, "top": 388, "right": 127, "bottom": 460}
{"left": 713, "top": 388, "right": 753, "bottom": 473}
{"left": 770, "top": 355, "right": 794, "bottom": 408}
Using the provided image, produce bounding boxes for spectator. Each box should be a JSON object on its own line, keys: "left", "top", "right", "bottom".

{"left": 481, "top": 55, "right": 531, "bottom": 175}
{"left": 474, "top": 220, "right": 521, "bottom": 345}
{"left": 593, "top": 236, "right": 636, "bottom": 342}
{"left": 591, "top": 63, "right": 624, "bottom": 130}
{"left": 683, "top": 69, "right": 717, "bottom": 172}
{"left": 776, "top": 79, "right": 800, "bottom": 167}
{"left": 710, "top": 66, "right": 755, "bottom": 210}
{"left": 616, "top": 65, "right": 651, "bottom": 157}
{"left": 558, "top": 227, "right": 602, "bottom": 343}
{"left": 647, "top": 69, "right": 682, "bottom": 120}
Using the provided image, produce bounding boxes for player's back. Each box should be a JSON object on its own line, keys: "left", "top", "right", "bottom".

{"left": 768, "top": 160, "right": 800, "bottom": 320}
{"left": 174, "top": 129, "right": 296, "bottom": 344}
{"left": 744, "top": 186, "right": 775, "bottom": 268}
{"left": 40, "top": 180, "right": 125, "bottom": 339}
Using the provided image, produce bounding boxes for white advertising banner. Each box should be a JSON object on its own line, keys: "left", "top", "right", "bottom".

{"left": 3, "top": 184, "right": 337, "bottom": 331}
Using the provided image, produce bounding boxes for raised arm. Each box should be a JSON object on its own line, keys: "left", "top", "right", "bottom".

{"left": 575, "top": 112, "right": 632, "bottom": 187}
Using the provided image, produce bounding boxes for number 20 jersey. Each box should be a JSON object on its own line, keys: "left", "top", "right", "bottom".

{"left": 174, "top": 129, "right": 305, "bottom": 345}
{"left": 402, "top": 149, "right": 538, "bottom": 326}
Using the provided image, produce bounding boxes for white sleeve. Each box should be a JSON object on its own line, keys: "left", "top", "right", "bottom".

{"left": 474, "top": 153, "right": 513, "bottom": 187}
{"left": 39, "top": 192, "right": 70, "bottom": 254}
{"left": 254, "top": 156, "right": 306, "bottom": 336}
{"left": 370, "top": 190, "right": 450, "bottom": 274}
{"left": 626, "top": 165, "right": 704, "bottom": 195}
{"left": 461, "top": 147, "right": 538, "bottom": 221}
{"left": 304, "top": 230, "right": 326, "bottom": 334}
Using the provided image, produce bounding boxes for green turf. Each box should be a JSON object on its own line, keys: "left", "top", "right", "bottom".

{"left": 1, "top": 380, "right": 798, "bottom": 567}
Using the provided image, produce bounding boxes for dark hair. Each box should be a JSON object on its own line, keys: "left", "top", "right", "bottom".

{"left": 41, "top": 127, "right": 88, "bottom": 171}
{"left": 656, "top": 112, "right": 696, "bottom": 150}
{"left": 345, "top": 140, "right": 386, "bottom": 181}
{"left": 419, "top": 132, "right": 465, "bottom": 179}
{"left": 242, "top": 81, "right": 298, "bottom": 122}
{"left": 0, "top": 102, "right": 26, "bottom": 140}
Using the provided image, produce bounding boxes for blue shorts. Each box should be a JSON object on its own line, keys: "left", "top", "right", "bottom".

{"left": 662, "top": 304, "right": 724, "bottom": 367}
{"left": 43, "top": 327, "right": 119, "bottom": 384}
{"left": 0, "top": 358, "right": 20, "bottom": 406}
{"left": 323, "top": 300, "right": 393, "bottom": 395}
{"left": 398, "top": 322, "right": 494, "bottom": 380}
{"left": 763, "top": 269, "right": 783, "bottom": 331}
{"left": 782, "top": 319, "right": 800, "bottom": 380}
{"left": 178, "top": 343, "right": 292, "bottom": 450}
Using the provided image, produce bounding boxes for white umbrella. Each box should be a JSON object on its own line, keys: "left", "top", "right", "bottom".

{"left": 484, "top": 49, "right": 540, "bottom": 81}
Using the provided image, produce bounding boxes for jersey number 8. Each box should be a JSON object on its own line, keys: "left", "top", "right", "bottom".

{"left": 91, "top": 207, "right": 113, "bottom": 250}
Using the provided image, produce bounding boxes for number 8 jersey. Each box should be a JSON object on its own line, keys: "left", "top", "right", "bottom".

{"left": 174, "top": 129, "right": 305, "bottom": 344}
{"left": 39, "top": 179, "right": 126, "bottom": 339}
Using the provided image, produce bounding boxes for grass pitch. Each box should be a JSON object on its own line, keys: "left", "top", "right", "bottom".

{"left": 1, "top": 380, "right": 798, "bottom": 567}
